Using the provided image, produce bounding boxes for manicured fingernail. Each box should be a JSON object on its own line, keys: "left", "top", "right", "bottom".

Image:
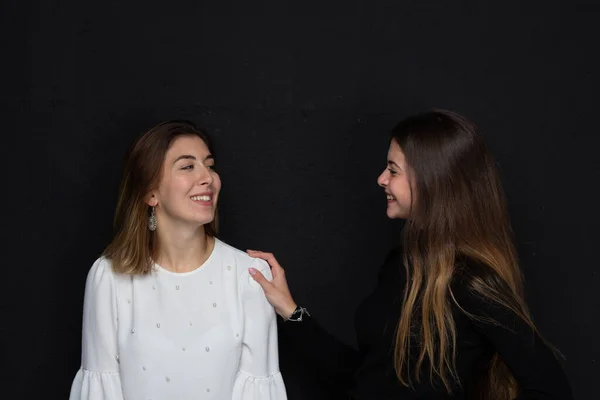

{"left": 248, "top": 267, "right": 257, "bottom": 276}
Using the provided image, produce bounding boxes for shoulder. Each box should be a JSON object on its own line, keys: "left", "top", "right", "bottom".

{"left": 86, "top": 256, "right": 116, "bottom": 285}
{"left": 82, "top": 256, "right": 122, "bottom": 305}
{"left": 451, "top": 257, "right": 517, "bottom": 317}
{"left": 214, "top": 240, "right": 272, "bottom": 302}
{"left": 214, "top": 239, "right": 255, "bottom": 266}
{"left": 85, "top": 256, "right": 131, "bottom": 292}
{"left": 452, "top": 258, "right": 488, "bottom": 297}
{"left": 452, "top": 257, "right": 512, "bottom": 294}
{"left": 214, "top": 239, "right": 272, "bottom": 281}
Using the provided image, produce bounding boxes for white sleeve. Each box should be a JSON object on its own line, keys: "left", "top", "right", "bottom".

{"left": 232, "top": 259, "right": 287, "bottom": 400}
{"left": 69, "top": 258, "right": 124, "bottom": 400}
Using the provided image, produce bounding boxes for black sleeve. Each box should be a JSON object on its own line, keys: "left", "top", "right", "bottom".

{"left": 277, "top": 247, "right": 402, "bottom": 396}
{"left": 452, "top": 273, "right": 573, "bottom": 400}
{"left": 278, "top": 312, "right": 362, "bottom": 393}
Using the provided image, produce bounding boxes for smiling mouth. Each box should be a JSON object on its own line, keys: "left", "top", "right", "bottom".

{"left": 386, "top": 194, "right": 395, "bottom": 201}
{"left": 191, "top": 195, "right": 211, "bottom": 202}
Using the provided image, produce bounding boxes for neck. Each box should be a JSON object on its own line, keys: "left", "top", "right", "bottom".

{"left": 154, "top": 220, "right": 215, "bottom": 273}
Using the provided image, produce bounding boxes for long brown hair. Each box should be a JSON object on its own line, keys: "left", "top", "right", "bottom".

{"left": 103, "top": 120, "right": 218, "bottom": 275}
{"left": 392, "top": 109, "right": 536, "bottom": 399}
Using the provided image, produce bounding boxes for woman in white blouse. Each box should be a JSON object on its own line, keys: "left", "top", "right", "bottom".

{"left": 69, "top": 121, "right": 287, "bottom": 400}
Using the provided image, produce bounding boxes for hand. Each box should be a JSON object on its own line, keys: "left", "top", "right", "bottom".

{"left": 247, "top": 250, "right": 298, "bottom": 319}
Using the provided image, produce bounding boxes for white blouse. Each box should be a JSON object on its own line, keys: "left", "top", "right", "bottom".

{"left": 69, "top": 239, "right": 287, "bottom": 400}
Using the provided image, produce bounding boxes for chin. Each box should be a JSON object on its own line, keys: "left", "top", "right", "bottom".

{"left": 197, "top": 217, "right": 216, "bottom": 226}
{"left": 187, "top": 213, "right": 215, "bottom": 226}
{"left": 386, "top": 207, "right": 406, "bottom": 220}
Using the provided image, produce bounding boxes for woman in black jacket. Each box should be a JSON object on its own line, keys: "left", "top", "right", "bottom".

{"left": 248, "top": 109, "right": 573, "bottom": 400}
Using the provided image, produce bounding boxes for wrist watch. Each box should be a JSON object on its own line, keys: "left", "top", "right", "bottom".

{"left": 285, "top": 305, "right": 310, "bottom": 322}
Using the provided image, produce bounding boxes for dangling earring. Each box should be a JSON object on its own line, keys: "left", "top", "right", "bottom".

{"left": 148, "top": 207, "right": 157, "bottom": 231}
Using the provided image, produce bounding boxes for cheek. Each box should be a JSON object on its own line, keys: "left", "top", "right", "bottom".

{"left": 159, "top": 176, "right": 190, "bottom": 198}
{"left": 212, "top": 174, "right": 222, "bottom": 193}
{"left": 169, "top": 176, "right": 191, "bottom": 194}
{"left": 390, "top": 179, "right": 411, "bottom": 205}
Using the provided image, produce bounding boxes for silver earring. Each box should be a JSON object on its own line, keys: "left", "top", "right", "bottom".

{"left": 148, "top": 207, "right": 157, "bottom": 231}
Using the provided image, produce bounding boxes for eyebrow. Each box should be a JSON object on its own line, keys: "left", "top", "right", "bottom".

{"left": 173, "top": 154, "right": 214, "bottom": 164}
{"left": 387, "top": 160, "right": 402, "bottom": 169}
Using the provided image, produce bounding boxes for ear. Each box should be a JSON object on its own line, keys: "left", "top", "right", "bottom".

{"left": 145, "top": 192, "right": 159, "bottom": 207}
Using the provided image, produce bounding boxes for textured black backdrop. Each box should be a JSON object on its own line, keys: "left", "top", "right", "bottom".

{"left": 2, "top": 1, "right": 599, "bottom": 399}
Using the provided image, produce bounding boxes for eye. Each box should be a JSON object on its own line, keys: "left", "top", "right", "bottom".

{"left": 181, "top": 164, "right": 194, "bottom": 170}
{"left": 387, "top": 167, "right": 397, "bottom": 176}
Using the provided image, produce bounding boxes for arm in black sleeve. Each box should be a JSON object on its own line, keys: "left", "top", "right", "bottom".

{"left": 277, "top": 247, "right": 403, "bottom": 395}
{"left": 452, "top": 273, "right": 573, "bottom": 400}
{"left": 279, "top": 311, "right": 362, "bottom": 393}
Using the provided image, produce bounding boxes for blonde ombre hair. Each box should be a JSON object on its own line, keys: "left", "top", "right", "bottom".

{"left": 392, "top": 110, "right": 539, "bottom": 399}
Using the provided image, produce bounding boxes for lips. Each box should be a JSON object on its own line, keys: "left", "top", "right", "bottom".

{"left": 191, "top": 195, "right": 211, "bottom": 202}
{"left": 190, "top": 193, "right": 214, "bottom": 206}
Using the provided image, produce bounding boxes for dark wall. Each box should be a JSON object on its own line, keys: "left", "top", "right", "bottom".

{"left": 2, "top": 1, "right": 598, "bottom": 399}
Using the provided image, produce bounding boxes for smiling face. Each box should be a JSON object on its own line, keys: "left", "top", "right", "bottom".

{"left": 377, "top": 139, "right": 414, "bottom": 219}
{"left": 147, "top": 135, "right": 221, "bottom": 229}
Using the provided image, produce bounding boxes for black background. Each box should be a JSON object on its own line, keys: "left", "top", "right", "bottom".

{"left": 2, "top": 1, "right": 599, "bottom": 399}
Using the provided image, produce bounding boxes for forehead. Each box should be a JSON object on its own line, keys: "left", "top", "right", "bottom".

{"left": 388, "top": 140, "right": 406, "bottom": 162}
{"left": 166, "top": 135, "right": 209, "bottom": 158}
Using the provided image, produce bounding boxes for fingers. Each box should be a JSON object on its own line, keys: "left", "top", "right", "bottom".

{"left": 249, "top": 266, "right": 296, "bottom": 316}
{"left": 246, "top": 250, "right": 284, "bottom": 275}
{"left": 248, "top": 267, "right": 273, "bottom": 292}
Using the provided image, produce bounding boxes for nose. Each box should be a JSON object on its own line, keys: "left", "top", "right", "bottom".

{"left": 197, "top": 165, "right": 214, "bottom": 186}
{"left": 377, "top": 169, "right": 388, "bottom": 188}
